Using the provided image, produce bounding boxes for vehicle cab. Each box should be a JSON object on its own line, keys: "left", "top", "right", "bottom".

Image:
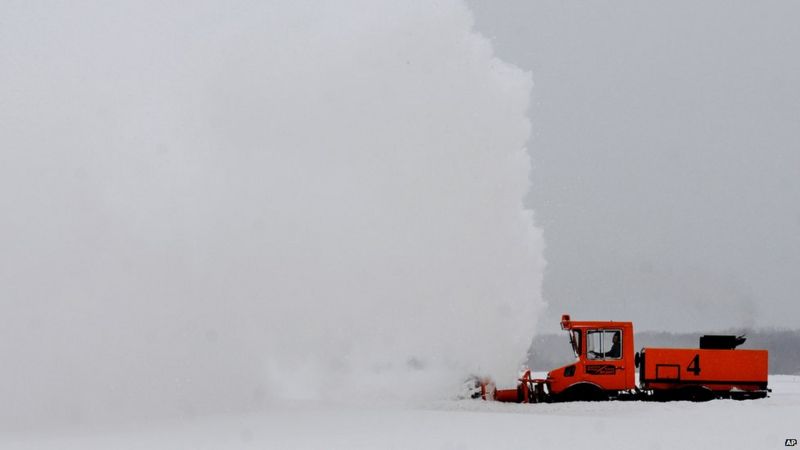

{"left": 545, "top": 314, "right": 636, "bottom": 399}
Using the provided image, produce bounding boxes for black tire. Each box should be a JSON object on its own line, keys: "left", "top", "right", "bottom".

{"left": 557, "top": 384, "right": 609, "bottom": 402}
{"left": 675, "top": 386, "right": 714, "bottom": 402}
{"left": 731, "top": 390, "right": 768, "bottom": 401}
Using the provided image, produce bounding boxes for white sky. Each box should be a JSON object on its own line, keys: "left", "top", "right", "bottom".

{"left": 467, "top": 0, "right": 800, "bottom": 332}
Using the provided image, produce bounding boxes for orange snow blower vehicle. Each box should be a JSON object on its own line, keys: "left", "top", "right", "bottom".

{"left": 476, "top": 314, "right": 769, "bottom": 402}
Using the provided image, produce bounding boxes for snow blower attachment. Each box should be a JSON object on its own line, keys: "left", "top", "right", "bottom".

{"left": 475, "top": 314, "right": 769, "bottom": 403}
{"left": 475, "top": 370, "right": 548, "bottom": 403}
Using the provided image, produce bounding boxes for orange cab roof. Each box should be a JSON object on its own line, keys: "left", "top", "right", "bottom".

{"left": 560, "top": 314, "right": 632, "bottom": 330}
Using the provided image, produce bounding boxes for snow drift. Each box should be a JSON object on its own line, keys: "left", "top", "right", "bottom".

{"left": 0, "top": 0, "right": 544, "bottom": 428}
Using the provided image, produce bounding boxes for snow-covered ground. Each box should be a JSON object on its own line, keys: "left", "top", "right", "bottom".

{"left": 4, "top": 375, "right": 798, "bottom": 450}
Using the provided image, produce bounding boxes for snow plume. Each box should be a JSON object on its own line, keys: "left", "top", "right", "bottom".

{"left": 0, "top": 1, "right": 544, "bottom": 427}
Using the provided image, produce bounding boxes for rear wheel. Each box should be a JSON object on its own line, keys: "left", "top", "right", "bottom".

{"left": 731, "top": 390, "right": 768, "bottom": 400}
{"left": 675, "top": 386, "right": 714, "bottom": 402}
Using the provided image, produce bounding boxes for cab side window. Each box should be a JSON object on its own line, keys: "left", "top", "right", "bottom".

{"left": 586, "top": 329, "right": 622, "bottom": 360}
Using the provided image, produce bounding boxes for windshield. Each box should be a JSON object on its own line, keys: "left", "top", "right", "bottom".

{"left": 569, "top": 329, "right": 581, "bottom": 358}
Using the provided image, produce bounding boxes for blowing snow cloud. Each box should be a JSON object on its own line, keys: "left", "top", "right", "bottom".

{"left": 0, "top": 0, "right": 544, "bottom": 427}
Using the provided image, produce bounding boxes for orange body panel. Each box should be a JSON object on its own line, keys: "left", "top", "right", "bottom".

{"left": 641, "top": 348, "right": 768, "bottom": 392}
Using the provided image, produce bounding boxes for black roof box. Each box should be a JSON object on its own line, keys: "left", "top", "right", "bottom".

{"left": 699, "top": 335, "right": 746, "bottom": 349}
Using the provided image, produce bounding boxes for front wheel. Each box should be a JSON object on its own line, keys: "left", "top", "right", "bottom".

{"left": 556, "top": 384, "right": 609, "bottom": 402}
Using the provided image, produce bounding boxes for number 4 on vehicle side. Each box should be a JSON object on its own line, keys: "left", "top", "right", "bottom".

{"left": 687, "top": 354, "right": 701, "bottom": 375}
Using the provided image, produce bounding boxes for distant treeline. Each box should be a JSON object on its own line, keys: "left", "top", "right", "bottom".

{"left": 527, "top": 329, "right": 800, "bottom": 375}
